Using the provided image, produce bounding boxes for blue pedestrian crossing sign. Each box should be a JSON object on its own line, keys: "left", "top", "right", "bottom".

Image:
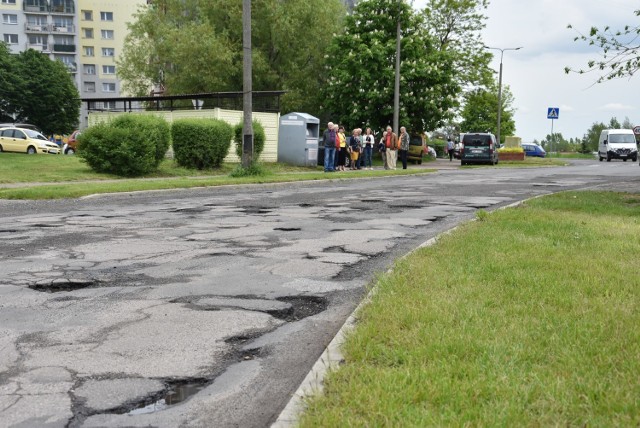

{"left": 547, "top": 107, "right": 560, "bottom": 119}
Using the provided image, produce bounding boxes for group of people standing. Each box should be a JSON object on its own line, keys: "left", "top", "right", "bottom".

{"left": 322, "top": 122, "right": 411, "bottom": 172}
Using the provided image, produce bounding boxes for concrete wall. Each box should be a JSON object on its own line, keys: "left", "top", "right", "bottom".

{"left": 87, "top": 109, "right": 280, "bottom": 163}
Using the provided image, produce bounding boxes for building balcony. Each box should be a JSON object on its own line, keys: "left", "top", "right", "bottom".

{"left": 26, "top": 43, "right": 50, "bottom": 52}
{"left": 53, "top": 44, "right": 76, "bottom": 53}
{"left": 50, "top": 0, "right": 75, "bottom": 15}
{"left": 23, "top": 0, "right": 76, "bottom": 15}
{"left": 25, "top": 23, "right": 50, "bottom": 33}
{"left": 65, "top": 62, "right": 78, "bottom": 73}
{"left": 51, "top": 25, "right": 75, "bottom": 34}
{"left": 23, "top": 0, "right": 49, "bottom": 13}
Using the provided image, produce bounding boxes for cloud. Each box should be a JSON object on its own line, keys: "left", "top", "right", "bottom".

{"left": 560, "top": 104, "right": 575, "bottom": 112}
{"left": 599, "top": 103, "right": 635, "bottom": 111}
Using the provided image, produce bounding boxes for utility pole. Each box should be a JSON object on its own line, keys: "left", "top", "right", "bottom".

{"left": 242, "top": 0, "right": 253, "bottom": 168}
{"left": 485, "top": 46, "right": 522, "bottom": 146}
{"left": 393, "top": 0, "right": 401, "bottom": 135}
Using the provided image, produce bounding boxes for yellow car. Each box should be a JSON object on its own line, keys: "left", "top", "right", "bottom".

{"left": 0, "top": 127, "right": 60, "bottom": 154}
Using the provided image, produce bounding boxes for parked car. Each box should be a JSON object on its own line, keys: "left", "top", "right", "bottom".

{"left": 522, "top": 143, "right": 546, "bottom": 158}
{"left": 0, "top": 123, "right": 42, "bottom": 133}
{"left": 63, "top": 130, "right": 81, "bottom": 155}
{"left": 427, "top": 146, "right": 437, "bottom": 158}
{"left": 460, "top": 132, "right": 498, "bottom": 165}
{"left": 407, "top": 134, "right": 427, "bottom": 164}
{"left": 0, "top": 127, "right": 60, "bottom": 154}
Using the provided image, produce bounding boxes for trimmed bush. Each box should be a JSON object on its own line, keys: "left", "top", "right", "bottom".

{"left": 172, "top": 119, "right": 233, "bottom": 169}
{"left": 233, "top": 121, "right": 266, "bottom": 160}
{"left": 431, "top": 139, "right": 447, "bottom": 157}
{"left": 109, "top": 114, "right": 171, "bottom": 167}
{"left": 78, "top": 123, "right": 157, "bottom": 176}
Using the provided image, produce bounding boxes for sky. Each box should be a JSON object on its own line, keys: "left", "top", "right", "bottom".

{"left": 412, "top": 0, "right": 639, "bottom": 142}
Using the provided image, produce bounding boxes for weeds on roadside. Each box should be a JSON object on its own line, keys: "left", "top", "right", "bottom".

{"left": 229, "top": 163, "right": 271, "bottom": 178}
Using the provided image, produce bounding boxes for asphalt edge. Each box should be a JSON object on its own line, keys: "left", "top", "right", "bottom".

{"left": 270, "top": 196, "right": 538, "bottom": 427}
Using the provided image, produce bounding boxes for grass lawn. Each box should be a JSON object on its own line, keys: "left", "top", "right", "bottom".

{"left": 0, "top": 153, "right": 433, "bottom": 199}
{"left": 299, "top": 191, "right": 640, "bottom": 427}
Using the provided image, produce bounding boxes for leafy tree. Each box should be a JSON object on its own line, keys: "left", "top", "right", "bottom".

{"left": 580, "top": 117, "right": 627, "bottom": 152}
{"left": 459, "top": 83, "right": 515, "bottom": 143}
{"left": 118, "top": 0, "right": 345, "bottom": 114}
{"left": 421, "top": 0, "right": 493, "bottom": 91}
{"left": 0, "top": 43, "right": 21, "bottom": 122}
{"left": 321, "top": 0, "right": 459, "bottom": 133}
{"left": 581, "top": 121, "right": 606, "bottom": 152}
{"left": 10, "top": 50, "right": 79, "bottom": 135}
{"left": 621, "top": 116, "right": 634, "bottom": 129}
{"left": 565, "top": 9, "right": 640, "bottom": 83}
{"left": 541, "top": 132, "right": 573, "bottom": 152}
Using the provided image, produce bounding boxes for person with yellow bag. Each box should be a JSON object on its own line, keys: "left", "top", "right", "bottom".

{"left": 349, "top": 128, "right": 362, "bottom": 170}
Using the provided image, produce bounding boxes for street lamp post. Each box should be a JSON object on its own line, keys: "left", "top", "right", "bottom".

{"left": 485, "top": 46, "right": 522, "bottom": 146}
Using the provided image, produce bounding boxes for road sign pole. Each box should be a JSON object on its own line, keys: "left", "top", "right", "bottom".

{"left": 550, "top": 118, "right": 554, "bottom": 157}
{"left": 547, "top": 107, "right": 559, "bottom": 157}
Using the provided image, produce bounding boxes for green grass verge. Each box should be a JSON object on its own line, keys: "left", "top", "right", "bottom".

{"left": 0, "top": 154, "right": 434, "bottom": 199}
{"left": 299, "top": 191, "right": 640, "bottom": 426}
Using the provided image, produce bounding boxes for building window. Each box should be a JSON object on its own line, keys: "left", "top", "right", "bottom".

{"left": 2, "top": 14, "right": 18, "bottom": 25}
{"left": 83, "top": 46, "right": 94, "bottom": 56}
{"left": 82, "top": 28, "right": 93, "bottom": 38}
{"left": 100, "top": 11, "right": 113, "bottom": 21}
{"left": 104, "top": 101, "right": 116, "bottom": 110}
{"left": 101, "top": 47, "right": 114, "bottom": 57}
{"left": 84, "top": 64, "right": 96, "bottom": 75}
{"left": 82, "top": 10, "right": 93, "bottom": 21}
{"left": 3, "top": 34, "right": 18, "bottom": 45}
{"left": 102, "top": 83, "right": 116, "bottom": 93}
{"left": 101, "top": 29, "right": 114, "bottom": 39}
{"left": 1, "top": 0, "right": 17, "bottom": 4}
{"left": 102, "top": 65, "right": 115, "bottom": 75}
{"left": 84, "top": 82, "right": 96, "bottom": 93}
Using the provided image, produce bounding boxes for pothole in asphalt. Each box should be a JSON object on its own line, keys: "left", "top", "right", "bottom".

{"left": 169, "top": 207, "right": 211, "bottom": 214}
{"left": 243, "top": 207, "right": 273, "bottom": 215}
{"left": 390, "top": 204, "right": 423, "bottom": 209}
{"left": 29, "top": 279, "right": 98, "bottom": 293}
{"left": 31, "top": 223, "right": 63, "bottom": 228}
{"left": 361, "top": 199, "right": 384, "bottom": 203}
{"left": 127, "top": 378, "right": 210, "bottom": 415}
{"left": 324, "top": 246, "right": 347, "bottom": 253}
{"left": 273, "top": 227, "right": 302, "bottom": 232}
{"left": 276, "top": 296, "right": 328, "bottom": 321}
{"left": 176, "top": 295, "right": 328, "bottom": 323}
{"left": 297, "top": 203, "right": 313, "bottom": 208}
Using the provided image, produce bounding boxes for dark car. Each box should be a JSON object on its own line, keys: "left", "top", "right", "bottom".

{"left": 522, "top": 143, "right": 546, "bottom": 158}
{"left": 460, "top": 133, "right": 498, "bottom": 165}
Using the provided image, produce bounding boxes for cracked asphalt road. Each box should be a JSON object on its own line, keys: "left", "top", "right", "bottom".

{"left": 0, "top": 160, "right": 639, "bottom": 427}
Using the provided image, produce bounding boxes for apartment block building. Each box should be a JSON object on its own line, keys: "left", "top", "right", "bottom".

{"left": 1, "top": 0, "right": 146, "bottom": 126}
{"left": 77, "top": 1, "right": 145, "bottom": 113}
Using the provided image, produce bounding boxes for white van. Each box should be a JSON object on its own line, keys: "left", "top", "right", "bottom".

{"left": 598, "top": 129, "right": 638, "bottom": 162}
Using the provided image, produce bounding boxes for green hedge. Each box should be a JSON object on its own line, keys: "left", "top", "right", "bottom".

{"left": 109, "top": 114, "right": 171, "bottom": 167}
{"left": 431, "top": 139, "right": 447, "bottom": 157}
{"left": 172, "top": 119, "right": 233, "bottom": 169}
{"left": 233, "top": 120, "right": 266, "bottom": 160}
{"left": 78, "top": 123, "right": 157, "bottom": 176}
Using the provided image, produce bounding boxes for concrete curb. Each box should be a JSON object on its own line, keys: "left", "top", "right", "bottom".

{"left": 271, "top": 196, "right": 536, "bottom": 427}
